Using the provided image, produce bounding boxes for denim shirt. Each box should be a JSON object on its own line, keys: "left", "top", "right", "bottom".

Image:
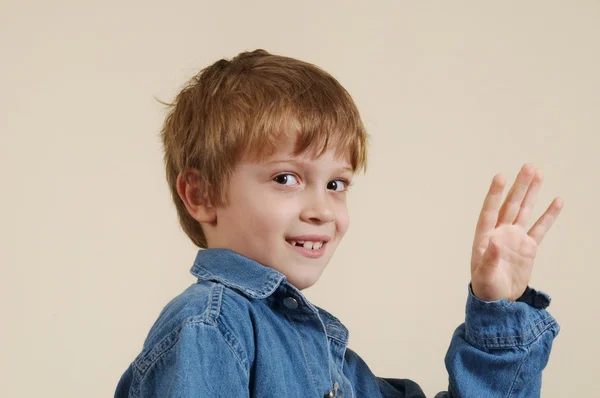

{"left": 115, "top": 248, "right": 559, "bottom": 397}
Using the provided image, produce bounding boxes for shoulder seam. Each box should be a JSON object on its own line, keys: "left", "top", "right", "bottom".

{"left": 133, "top": 283, "right": 225, "bottom": 375}
{"left": 133, "top": 284, "right": 249, "bottom": 377}
{"left": 205, "top": 283, "right": 223, "bottom": 325}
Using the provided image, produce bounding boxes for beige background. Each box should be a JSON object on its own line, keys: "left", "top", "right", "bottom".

{"left": 2, "top": 1, "right": 599, "bottom": 397}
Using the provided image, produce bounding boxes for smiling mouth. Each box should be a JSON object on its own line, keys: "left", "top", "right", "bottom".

{"left": 285, "top": 239, "right": 326, "bottom": 250}
{"left": 285, "top": 239, "right": 329, "bottom": 258}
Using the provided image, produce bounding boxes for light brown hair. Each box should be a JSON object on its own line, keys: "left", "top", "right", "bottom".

{"left": 160, "top": 49, "right": 368, "bottom": 248}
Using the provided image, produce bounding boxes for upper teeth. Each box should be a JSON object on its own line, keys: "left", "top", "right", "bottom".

{"left": 289, "top": 240, "right": 324, "bottom": 250}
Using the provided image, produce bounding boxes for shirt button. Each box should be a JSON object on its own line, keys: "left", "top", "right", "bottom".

{"left": 324, "top": 381, "right": 340, "bottom": 397}
{"left": 283, "top": 297, "right": 298, "bottom": 309}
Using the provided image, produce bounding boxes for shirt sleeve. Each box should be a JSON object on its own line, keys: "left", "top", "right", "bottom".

{"left": 343, "top": 285, "right": 558, "bottom": 398}
{"left": 115, "top": 321, "right": 250, "bottom": 398}
{"left": 442, "top": 284, "right": 560, "bottom": 397}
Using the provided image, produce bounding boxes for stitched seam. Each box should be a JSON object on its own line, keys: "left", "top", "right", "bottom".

{"left": 287, "top": 314, "right": 320, "bottom": 397}
{"left": 315, "top": 313, "right": 336, "bottom": 392}
{"left": 327, "top": 335, "right": 347, "bottom": 345}
{"left": 206, "top": 284, "right": 223, "bottom": 326}
{"left": 196, "top": 269, "right": 283, "bottom": 298}
{"left": 134, "top": 326, "right": 181, "bottom": 374}
{"left": 318, "top": 307, "right": 349, "bottom": 344}
{"left": 205, "top": 283, "right": 216, "bottom": 324}
{"left": 136, "top": 320, "right": 248, "bottom": 380}
{"left": 134, "top": 284, "right": 225, "bottom": 376}
{"left": 184, "top": 319, "right": 249, "bottom": 376}
{"left": 134, "top": 314, "right": 213, "bottom": 375}
{"left": 347, "top": 378, "right": 355, "bottom": 398}
{"left": 325, "top": 326, "right": 348, "bottom": 345}
{"left": 257, "top": 273, "right": 286, "bottom": 296}
{"left": 468, "top": 318, "right": 557, "bottom": 349}
{"left": 471, "top": 320, "right": 556, "bottom": 348}
{"left": 477, "top": 316, "right": 553, "bottom": 340}
{"left": 196, "top": 288, "right": 248, "bottom": 372}
{"left": 216, "top": 323, "right": 249, "bottom": 377}
{"left": 506, "top": 347, "right": 531, "bottom": 397}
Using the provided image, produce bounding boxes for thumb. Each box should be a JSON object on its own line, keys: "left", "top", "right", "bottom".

{"left": 481, "top": 237, "right": 501, "bottom": 271}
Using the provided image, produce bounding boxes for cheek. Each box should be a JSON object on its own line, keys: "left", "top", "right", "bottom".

{"left": 335, "top": 202, "right": 350, "bottom": 235}
{"left": 233, "top": 191, "right": 293, "bottom": 234}
{"left": 221, "top": 185, "right": 267, "bottom": 231}
{"left": 262, "top": 194, "right": 299, "bottom": 227}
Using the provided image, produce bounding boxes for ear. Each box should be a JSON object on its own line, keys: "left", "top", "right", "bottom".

{"left": 176, "top": 169, "right": 217, "bottom": 224}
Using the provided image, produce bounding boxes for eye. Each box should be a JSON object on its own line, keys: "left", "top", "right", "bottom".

{"left": 327, "top": 179, "right": 348, "bottom": 192}
{"left": 273, "top": 173, "right": 299, "bottom": 186}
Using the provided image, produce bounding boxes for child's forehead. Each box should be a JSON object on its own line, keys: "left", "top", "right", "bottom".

{"left": 247, "top": 131, "right": 352, "bottom": 167}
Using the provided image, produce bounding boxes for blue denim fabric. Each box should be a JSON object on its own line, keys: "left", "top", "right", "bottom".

{"left": 115, "top": 249, "right": 559, "bottom": 397}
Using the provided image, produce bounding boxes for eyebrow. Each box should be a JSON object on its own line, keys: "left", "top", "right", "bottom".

{"left": 266, "top": 158, "right": 353, "bottom": 173}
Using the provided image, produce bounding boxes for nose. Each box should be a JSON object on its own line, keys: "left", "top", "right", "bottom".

{"left": 300, "top": 190, "right": 335, "bottom": 224}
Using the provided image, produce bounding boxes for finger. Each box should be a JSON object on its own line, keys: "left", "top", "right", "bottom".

{"left": 513, "top": 169, "right": 544, "bottom": 228}
{"left": 497, "top": 163, "right": 536, "bottom": 226}
{"left": 474, "top": 174, "right": 506, "bottom": 242}
{"left": 528, "top": 197, "right": 564, "bottom": 245}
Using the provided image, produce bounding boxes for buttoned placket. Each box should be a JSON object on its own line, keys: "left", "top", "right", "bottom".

{"left": 324, "top": 381, "right": 341, "bottom": 397}
{"left": 279, "top": 289, "right": 343, "bottom": 398}
{"left": 317, "top": 304, "right": 353, "bottom": 398}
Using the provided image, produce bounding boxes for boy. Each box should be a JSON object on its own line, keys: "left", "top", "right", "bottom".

{"left": 115, "top": 49, "right": 564, "bottom": 397}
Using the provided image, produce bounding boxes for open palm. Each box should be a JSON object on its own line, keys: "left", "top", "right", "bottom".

{"left": 471, "top": 163, "right": 564, "bottom": 302}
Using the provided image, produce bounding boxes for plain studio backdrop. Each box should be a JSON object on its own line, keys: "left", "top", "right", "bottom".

{"left": 2, "top": 1, "right": 599, "bottom": 397}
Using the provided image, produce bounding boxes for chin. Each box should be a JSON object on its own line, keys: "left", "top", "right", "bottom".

{"left": 290, "top": 279, "right": 317, "bottom": 291}
{"left": 288, "top": 269, "right": 325, "bottom": 291}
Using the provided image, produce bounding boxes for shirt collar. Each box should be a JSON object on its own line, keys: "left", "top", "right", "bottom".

{"left": 190, "top": 248, "right": 287, "bottom": 299}
{"left": 190, "top": 248, "right": 349, "bottom": 345}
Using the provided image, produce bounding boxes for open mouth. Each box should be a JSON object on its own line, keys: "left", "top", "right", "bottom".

{"left": 285, "top": 239, "right": 326, "bottom": 251}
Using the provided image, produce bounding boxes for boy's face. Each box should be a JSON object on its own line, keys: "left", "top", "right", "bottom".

{"left": 208, "top": 133, "right": 352, "bottom": 290}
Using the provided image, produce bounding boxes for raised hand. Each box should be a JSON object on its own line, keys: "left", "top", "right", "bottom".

{"left": 470, "top": 163, "right": 564, "bottom": 302}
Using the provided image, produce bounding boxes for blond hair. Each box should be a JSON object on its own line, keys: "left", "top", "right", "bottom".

{"left": 160, "top": 49, "right": 368, "bottom": 248}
